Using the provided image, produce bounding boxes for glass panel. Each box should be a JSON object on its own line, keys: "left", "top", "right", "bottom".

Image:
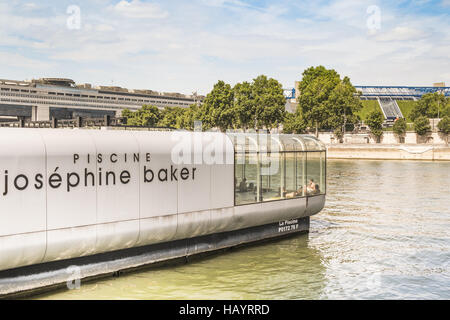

{"left": 320, "top": 151, "right": 326, "bottom": 194}
{"left": 306, "top": 152, "right": 323, "bottom": 195}
{"left": 261, "top": 152, "right": 282, "bottom": 201}
{"left": 295, "top": 152, "right": 306, "bottom": 197}
{"left": 284, "top": 152, "right": 296, "bottom": 198}
{"left": 235, "top": 153, "right": 258, "bottom": 205}
{"left": 299, "top": 135, "right": 326, "bottom": 151}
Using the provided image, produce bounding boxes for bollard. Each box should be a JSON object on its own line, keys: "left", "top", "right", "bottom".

{"left": 51, "top": 117, "right": 57, "bottom": 128}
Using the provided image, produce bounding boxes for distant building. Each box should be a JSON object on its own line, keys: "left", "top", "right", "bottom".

{"left": 283, "top": 82, "right": 450, "bottom": 121}
{"left": 0, "top": 78, "right": 203, "bottom": 121}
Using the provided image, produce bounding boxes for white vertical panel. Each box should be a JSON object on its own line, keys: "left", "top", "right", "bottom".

{"left": 210, "top": 133, "right": 234, "bottom": 209}
{"left": 89, "top": 130, "right": 140, "bottom": 251}
{"left": 0, "top": 129, "right": 46, "bottom": 236}
{"left": 177, "top": 132, "right": 211, "bottom": 213}
{"left": 133, "top": 131, "right": 178, "bottom": 218}
{"left": 89, "top": 130, "right": 140, "bottom": 223}
{"left": 0, "top": 128, "right": 47, "bottom": 271}
{"left": 40, "top": 129, "right": 97, "bottom": 229}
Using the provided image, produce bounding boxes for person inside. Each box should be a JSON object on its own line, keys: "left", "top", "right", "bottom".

{"left": 239, "top": 178, "right": 247, "bottom": 192}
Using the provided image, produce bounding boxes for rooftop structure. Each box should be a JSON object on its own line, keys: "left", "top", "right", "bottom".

{"left": 0, "top": 78, "right": 204, "bottom": 121}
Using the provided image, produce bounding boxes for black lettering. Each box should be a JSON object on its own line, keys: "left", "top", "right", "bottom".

{"left": 170, "top": 165, "right": 178, "bottom": 181}
{"left": 14, "top": 174, "right": 28, "bottom": 191}
{"left": 49, "top": 168, "right": 62, "bottom": 188}
{"left": 3, "top": 170, "right": 8, "bottom": 196}
{"left": 133, "top": 153, "right": 139, "bottom": 162}
{"left": 192, "top": 167, "right": 196, "bottom": 180}
{"left": 146, "top": 153, "right": 151, "bottom": 162}
{"left": 180, "top": 168, "right": 189, "bottom": 180}
{"left": 106, "top": 171, "right": 116, "bottom": 185}
{"left": 144, "top": 166, "right": 154, "bottom": 182}
{"left": 158, "top": 169, "right": 168, "bottom": 181}
{"left": 98, "top": 167, "right": 102, "bottom": 186}
{"left": 84, "top": 168, "right": 95, "bottom": 186}
{"left": 34, "top": 173, "right": 43, "bottom": 189}
{"left": 110, "top": 153, "right": 117, "bottom": 163}
{"left": 73, "top": 153, "right": 79, "bottom": 164}
{"left": 120, "top": 170, "right": 130, "bottom": 184}
{"left": 67, "top": 172, "right": 80, "bottom": 192}
{"left": 97, "top": 153, "right": 103, "bottom": 163}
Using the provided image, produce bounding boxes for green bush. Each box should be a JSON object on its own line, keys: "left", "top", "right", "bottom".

{"left": 438, "top": 116, "right": 450, "bottom": 135}
{"left": 282, "top": 113, "right": 306, "bottom": 134}
{"left": 413, "top": 116, "right": 431, "bottom": 136}
{"left": 393, "top": 118, "right": 407, "bottom": 136}
{"left": 365, "top": 110, "right": 384, "bottom": 142}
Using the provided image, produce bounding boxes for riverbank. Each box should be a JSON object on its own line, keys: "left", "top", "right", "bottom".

{"left": 326, "top": 144, "right": 450, "bottom": 161}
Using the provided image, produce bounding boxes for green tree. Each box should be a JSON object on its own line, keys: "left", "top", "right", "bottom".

{"left": 438, "top": 115, "right": 450, "bottom": 134}
{"left": 298, "top": 66, "right": 360, "bottom": 136}
{"left": 410, "top": 92, "right": 447, "bottom": 120}
{"left": 179, "top": 104, "right": 200, "bottom": 130}
{"left": 366, "top": 110, "right": 384, "bottom": 142}
{"left": 413, "top": 116, "right": 431, "bottom": 136}
{"left": 158, "top": 107, "right": 185, "bottom": 128}
{"left": 282, "top": 112, "right": 307, "bottom": 134}
{"left": 200, "top": 80, "right": 234, "bottom": 131}
{"left": 233, "top": 81, "right": 254, "bottom": 130}
{"left": 123, "top": 105, "right": 161, "bottom": 126}
{"left": 324, "top": 76, "right": 362, "bottom": 134}
{"left": 437, "top": 116, "right": 450, "bottom": 144}
{"left": 393, "top": 118, "right": 407, "bottom": 136}
{"left": 251, "top": 75, "right": 286, "bottom": 130}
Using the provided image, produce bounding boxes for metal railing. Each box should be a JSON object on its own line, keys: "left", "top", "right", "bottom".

{"left": 0, "top": 116, "right": 177, "bottom": 131}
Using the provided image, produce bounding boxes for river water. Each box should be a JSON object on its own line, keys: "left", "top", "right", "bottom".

{"left": 39, "top": 160, "right": 450, "bottom": 300}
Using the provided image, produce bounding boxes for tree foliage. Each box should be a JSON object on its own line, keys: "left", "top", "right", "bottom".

{"left": 437, "top": 116, "right": 450, "bottom": 135}
{"left": 233, "top": 81, "right": 254, "bottom": 130}
{"left": 410, "top": 92, "right": 448, "bottom": 120}
{"left": 199, "top": 80, "right": 235, "bottom": 131}
{"left": 122, "top": 105, "right": 160, "bottom": 127}
{"left": 251, "top": 75, "right": 286, "bottom": 129}
{"left": 297, "top": 66, "right": 361, "bottom": 135}
{"left": 121, "top": 68, "right": 365, "bottom": 134}
{"left": 413, "top": 116, "right": 431, "bottom": 136}
{"left": 282, "top": 112, "right": 307, "bottom": 134}
{"left": 158, "top": 107, "right": 186, "bottom": 128}
{"left": 366, "top": 110, "right": 384, "bottom": 141}
{"left": 393, "top": 118, "right": 407, "bottom": 136}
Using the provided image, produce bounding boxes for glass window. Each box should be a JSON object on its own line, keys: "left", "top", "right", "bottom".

{"left": 296, "top": 152, "right": 306, "bottom": 197}
{"left": 284, "top": 152, "right": 296, "bottom": 198}
{"left": 320, "top": 151, "right": 326, "bottom": 194}
{"left": 235, "top": 153, "right": 258, "bottom": 205}
{"left": 261, "top": 152, "right": 282, "bottom": 201}
{"left": 306, "top": 152, "right": 325, "bottom": 195}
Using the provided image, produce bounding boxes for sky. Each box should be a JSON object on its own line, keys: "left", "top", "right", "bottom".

{"left": 0, "top": 0, "right": 449, "bottom": 94}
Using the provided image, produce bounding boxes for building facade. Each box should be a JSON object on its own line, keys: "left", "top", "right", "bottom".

{"left": 0, "top": 78, "right": 202, "bottom": 121}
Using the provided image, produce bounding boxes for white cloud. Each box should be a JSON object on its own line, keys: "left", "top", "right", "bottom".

{"left": 374, "top": 26, "right": 429, "bottom": 41}
{"left": 112, "top": 0, "right": 168, "bottom": 19}
{"left": 0, "top": 0, "right": 448, "bottom": 93}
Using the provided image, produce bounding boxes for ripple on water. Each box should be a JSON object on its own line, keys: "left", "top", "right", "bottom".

{"left": 38, "top": 160, "right": 450, "bottom": 300}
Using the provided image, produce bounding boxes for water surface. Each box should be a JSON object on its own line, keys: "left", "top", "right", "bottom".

{"left": 39, "top": 160, "right": 450, "bottom": 299}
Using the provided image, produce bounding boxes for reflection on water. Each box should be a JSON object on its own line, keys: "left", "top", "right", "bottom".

{"left": 39, "top": 160, "right": 450, "bottom": 300}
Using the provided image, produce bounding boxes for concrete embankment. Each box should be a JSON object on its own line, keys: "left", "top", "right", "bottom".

{"left": 326, "top": 144, "right": 450, "bottom": 161}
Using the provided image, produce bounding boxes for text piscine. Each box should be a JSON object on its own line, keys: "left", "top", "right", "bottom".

{"left": 0, "top": 153, "right": 198, "bottom": 196}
